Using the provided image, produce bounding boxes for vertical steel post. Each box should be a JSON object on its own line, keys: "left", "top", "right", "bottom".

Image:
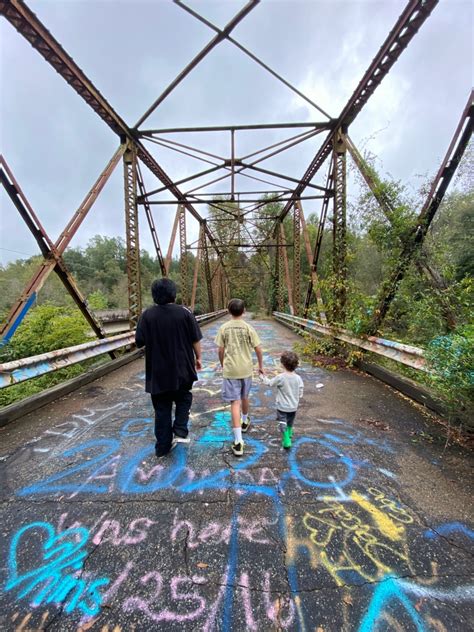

{"left": 191, "top": 224, "right": 203, "bottom": 311}
{"left": 303, "top": 166, "right": 333, "bottom": 317}
{"left": 123, "top": 142, "right": 141, "bottom": 329}
{"left": 179, "top": 205, "right": 189, "bottom": 305}
{"left": 202, "top": 229, "right": 214, "bottom": 312}
{"left": 280, "top": 223, "right": 294, "bottom": 314}
{"left": 332, "top": 129, "right": 347, "bottom": 323}
{"left": 297, "top": 199, "right": 327, "bottom": 323}
{"left": 218, "top": 265, "right": 225, "bottom": 309}
{"left": 165, "top": 205, "right": 181, "bottom": 275}
{"left": 293, "top": 202, "right": 301, "bottom": 315}
{"left": 211, "top": 261, "right": 219, "bottom": 309}
{"left": 273, "top": 222, "right": 285, "bottom": 312}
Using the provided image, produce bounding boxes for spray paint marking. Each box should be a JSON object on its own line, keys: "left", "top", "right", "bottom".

{"left": 5, "top": 521, "right": 109, "bottom": 616}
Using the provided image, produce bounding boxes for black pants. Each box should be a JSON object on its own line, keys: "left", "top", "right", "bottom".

{"left": 277, "top": 409, "right": 296, "bottom": 428}
{"left": 151, "top": 385, "right": 193, "bottom": 456}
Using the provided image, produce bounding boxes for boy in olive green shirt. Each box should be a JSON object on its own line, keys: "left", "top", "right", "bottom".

{"left": 215, "top": 299, "right": 264, "bottom": 456}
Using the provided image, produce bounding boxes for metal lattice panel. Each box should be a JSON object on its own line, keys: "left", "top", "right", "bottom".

{"left": 332, "top": 131, "right": 347, "bottom": 323}
{"left": 293, "top": 203, "right": 301, "bottom": 316}
{"left": 179, "top": 205, "right": 189, "bottom": 306}
{"left": 123, "top": 144, "right": 141, "bottom": 329}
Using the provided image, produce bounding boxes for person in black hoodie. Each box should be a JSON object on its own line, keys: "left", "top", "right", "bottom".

{"left": 135, "top": 278, "right": 203, "bottom": 457}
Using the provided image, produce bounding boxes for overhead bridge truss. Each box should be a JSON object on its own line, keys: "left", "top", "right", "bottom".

{"left": 1, "top": 0, "right": 472, "bottom": 348}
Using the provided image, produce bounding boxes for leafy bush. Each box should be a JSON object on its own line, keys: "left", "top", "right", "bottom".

{"left": 425, "top": 326, "right": 474, "bottom": 415}
{"left": 0, "top": 304, "right": 92, "bottom": 407}
{"left": 0, "top": 304, "right": 90, "bottom": 362}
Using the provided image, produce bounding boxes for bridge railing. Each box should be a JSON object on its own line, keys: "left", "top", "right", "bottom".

{"left": 0, "top": 309, "right": 227, "bottom": 388}
{"left": 273, "top": 312, "right": 427, "bottom": 372}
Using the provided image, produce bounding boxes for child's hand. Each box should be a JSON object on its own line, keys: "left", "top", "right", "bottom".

{"left": 258, "top": 368, "right": 265, "bottom": 377}
{"left": 196, "top": 358, "right": 202, "bottom": 370}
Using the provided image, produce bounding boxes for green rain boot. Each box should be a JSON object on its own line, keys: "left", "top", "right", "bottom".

{"left": 288, "top": 426, "right": 294, "bottom": 438}
{"left": 282, "top": 427, "right": 292, "bottom": 449}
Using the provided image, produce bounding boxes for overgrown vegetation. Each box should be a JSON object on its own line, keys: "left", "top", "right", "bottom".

{"left": 1, "top": 149, "right": 472, "bottom": 415}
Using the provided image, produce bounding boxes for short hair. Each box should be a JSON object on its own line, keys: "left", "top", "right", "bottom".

{"left": 151, "top": 278, "right": 177, "bottom": 305}
{"left": 228, "top": 298, "right": 245, "bottom": 316}
{"left": 281, "top": 351, "right": 299, "bottom": 371}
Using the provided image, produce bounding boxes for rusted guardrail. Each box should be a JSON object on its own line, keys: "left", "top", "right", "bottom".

{"left": 0, "top": 309, "right": 227, "bottom": 388}
{"left": 273, "top": 312, "right": 428, "bottom": 372}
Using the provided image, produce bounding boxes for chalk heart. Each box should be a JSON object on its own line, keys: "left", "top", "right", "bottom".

{"left": 6, "top": 521, "right": 89, "bottom": 590}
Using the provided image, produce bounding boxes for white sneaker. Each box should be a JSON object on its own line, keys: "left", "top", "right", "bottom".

{"left": 173, "top": 435, "right": 190, "bottom": 444}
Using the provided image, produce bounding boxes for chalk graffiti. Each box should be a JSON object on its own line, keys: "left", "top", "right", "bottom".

{"left": 424, "top": 522, "right": 474, "bottom": 540}
{"left": 5, "top": 522, "right": 109, "bottom": 617}
{"left": 3, "top": 319, "right": 472, "bottom": 631}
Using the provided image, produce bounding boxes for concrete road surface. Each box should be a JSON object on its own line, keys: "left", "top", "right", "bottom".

{"left": 1, "top": 316, "right": 473, "bottom": 631}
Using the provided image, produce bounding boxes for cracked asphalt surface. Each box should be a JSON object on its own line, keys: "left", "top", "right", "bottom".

{"left": 1, "top": 316, "right": 473, "bottom": 631}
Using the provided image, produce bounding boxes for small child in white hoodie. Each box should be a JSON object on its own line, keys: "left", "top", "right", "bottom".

{"left": 261, "top": 351, "right": 304, "bottom": 449}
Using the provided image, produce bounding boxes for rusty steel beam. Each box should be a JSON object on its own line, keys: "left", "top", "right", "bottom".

{"left": 201, "top": 232, "right": 214, "bottom": 312}
{"left": 0, "top": 147, "right": 124, "bottom": 342}
{"left": 332, "top": 130, "right": 348, "bottom": 323}
{"left": 296, "top": 200, "right": 327, "bottom": 323}
{"left": 165, "top": 205, "right": 181, "bottom": 275}
{"left": 280, "top": 224, "right": 294, "bottom": 315}
{"left": 273, "top": 312, "right": 428, "bottom": 372}
{"left": 136, "top": 163, "right": 166, "bottom": 276}
{"left": 174, "top": 0, "right": 331, "bottom": 118}
{"left": 139, "top": 121, "right": 331, "bottom": 134}
{"left": 303, "top": 166, "right": 334, "bottom": 317}
{"left": 0, "top": 157, "right": 110, "bottom": 347}
{"left": 0, "top": 0, "right": 130, "bottom": 136}
{"left": 123, "top": 144, "right": 142, "bottom": 329}
{"left": 190, "top": 224, "right": 203, "bottom": 310}
{"left": 134, "top": 0, "right": 260, "bottom": 128}
{"left": 278, "top": 0, "right": 439, "bottom": 222}
{"left": 347, "top": 135, "right": 457, "bottom": 331}
{"left": 293, "top": 203, "right": 301, "bottom": 315}
{"left": 141, "top": 126, "right": 326, "bottom": 202}
{"left": 0, "top": 1, "right": 227, "bottom": 278}
{"left": 142, "top": 194, "right": 328, "bottom": 205}
{"left": 146, "top": 135, "right": 224, "bottom": 164}
{"left": 368, "top": 89, "right": 474, "bottom": 334}
{"left": 179, "top": 205, "right": 189, "bottom": 305}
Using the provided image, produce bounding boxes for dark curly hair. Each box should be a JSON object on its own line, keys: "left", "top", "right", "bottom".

{"left": 280, "top": 351, "right": 299, "bottom": 372}
{"left": 151, "top": 278, "right": 177, "bottom": 305}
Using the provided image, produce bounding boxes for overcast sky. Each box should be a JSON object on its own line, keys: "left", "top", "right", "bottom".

{"left": 1, "top": 0, "right": 472, "bottom": 266}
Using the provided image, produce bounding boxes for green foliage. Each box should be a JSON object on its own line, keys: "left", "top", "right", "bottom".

{"left": 298, "top": 329, "right": 364, "bottom": 369}
{"left": 0, "top": 303, "right": 94, "bottom": 406}
{"left": 425, "top": 326, "right": 474, "bottom": 414}
{"left": 0, "top": 363, "right": 93, "bottom": 408}
{"left": 0, "top": 304, "right": 90, "bottom": 362}
{"left": 87, "top": 289, "right": 108, "bottom": 310}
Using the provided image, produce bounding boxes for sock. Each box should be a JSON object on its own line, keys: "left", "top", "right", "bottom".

{"left": 242, "top": 413, "right": 248, "bottom": 422}
{"left": 233, "top": 427, "right": 243, "bottom": 444}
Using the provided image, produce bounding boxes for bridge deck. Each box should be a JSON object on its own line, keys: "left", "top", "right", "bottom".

{"left": 1, "top": 317, "right": 473, "bottom": 631}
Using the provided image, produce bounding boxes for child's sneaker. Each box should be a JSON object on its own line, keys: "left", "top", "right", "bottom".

{"left": 232, "top": 441, "right": 244, "bottom": 456}
{"left": 282, "top": 428, "right": 292, "bottom": 449}
{"left": 241, "top": 416, "right": 251, "bottom": 433}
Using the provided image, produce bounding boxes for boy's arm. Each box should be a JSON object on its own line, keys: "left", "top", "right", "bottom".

{"left": 218, "top": 346, "right": 225, "bottom": 367}
{"left": 255, "top": 345, "right": 264, "bottom": 374}
{"left": 135, "top": 314, "right": 146, "bottom": 348}
{"left": 262, "top": 374, "right": 280, "bottom": 386}
{"left": 193, "top": 341, "right": 202, "bottom": 370}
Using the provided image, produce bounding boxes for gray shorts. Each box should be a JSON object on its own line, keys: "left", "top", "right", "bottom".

{"left": 222, "top": 377, "right": 252, "bottom": 401}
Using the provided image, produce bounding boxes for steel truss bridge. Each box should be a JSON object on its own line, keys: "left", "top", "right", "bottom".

{"left": 0, "top": 0, "right": 472, "bottom": 399}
